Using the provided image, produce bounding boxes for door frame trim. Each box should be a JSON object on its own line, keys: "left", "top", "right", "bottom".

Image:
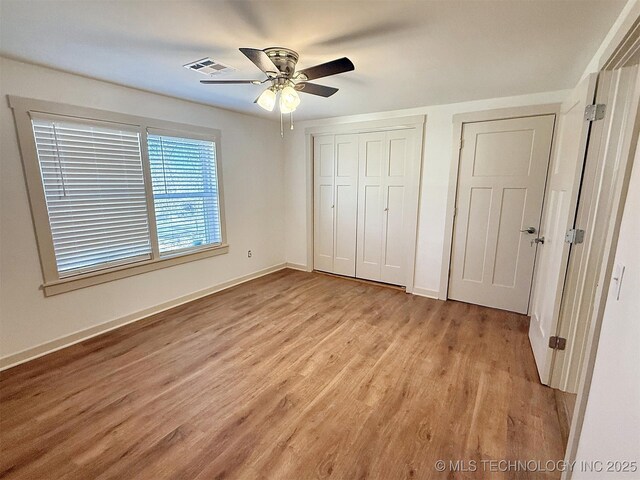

{"left": 563, "top": 22, "right": 640, "bottom": 477}
{"left": 439, "top": 104, "right": 561, "bottom": 308}
{"left": 304, "top": 115, "right": 426, "bottom": 293}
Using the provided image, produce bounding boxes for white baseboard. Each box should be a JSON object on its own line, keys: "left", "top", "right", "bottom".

{"left": 412, "top": 286, "right": 441, "bottom": 299}
{"left": 0, "top": 263, "right": 287, "bottom": 371}
{"left": 285, "top": 262, "right": 310, "bottom": 271}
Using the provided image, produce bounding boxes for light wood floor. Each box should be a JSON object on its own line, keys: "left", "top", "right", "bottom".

{"left": 0, "top": 269, "right": 564, "bottom": 479}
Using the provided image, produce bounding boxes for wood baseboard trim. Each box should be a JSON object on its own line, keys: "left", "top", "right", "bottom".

{"left": 412, "top": 287, "right": 441, "bottom": 299}
{"left": 554, "top": 389, "right": 577, "bottom": 448}
{"left": 285, "top": 262, "right": 309, "bottom": 271}
{"left": 0, "top": 263, "right": 287, "bottom": 371}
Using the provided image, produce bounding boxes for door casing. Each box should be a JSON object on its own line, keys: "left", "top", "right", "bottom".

{"left": 552, "top": 64, "right": 640, "bottom": 394}
{"left": 563, "top": 24, "right": 640, "bottom": 478}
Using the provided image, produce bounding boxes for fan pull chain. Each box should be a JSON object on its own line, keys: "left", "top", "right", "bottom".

{"left": 290, "top": 112, "right": 294, "bottom": 130}
{"left": 280, "top": 111, "right": 284, "bottom": 138}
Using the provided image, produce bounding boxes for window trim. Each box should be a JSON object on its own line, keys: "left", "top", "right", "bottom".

{"left": 8, "top": 95, "right": 228, "bottom": 296}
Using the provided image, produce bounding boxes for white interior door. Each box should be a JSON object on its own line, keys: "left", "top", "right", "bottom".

{"left": 356, "top": 132, "right": 385, "bottom": 281}
{"left": 449, "top": 115, "right": 555, "bottom": 314}
{"left": 529, "top": 75, "right": 596, "bottom": 385}
{"left": 313, "top": 135, "right": 335, "bottom": 273}
{"left": 333, "top": 134, "right": 358, "bottom": 276}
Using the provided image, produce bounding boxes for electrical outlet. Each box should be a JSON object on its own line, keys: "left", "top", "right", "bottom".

{"left": 247, "top": 250, "right": 252, "bottom": 258}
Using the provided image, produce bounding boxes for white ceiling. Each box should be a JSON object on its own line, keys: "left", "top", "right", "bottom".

{"left": 0, "top": 0, "right": 626, "bottom": 121}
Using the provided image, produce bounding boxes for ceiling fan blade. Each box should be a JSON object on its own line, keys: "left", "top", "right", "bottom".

{"left": 200, "top": 79, "right": 263, "bottom": 84}
{"left": 239, "top": 48, "right": 279, "bottom": 76}
{"left": 296, "top": 57, "right": 354, "bottom": 81}
{"left": 294, "top": 82, "right": 339, "bottom": 97}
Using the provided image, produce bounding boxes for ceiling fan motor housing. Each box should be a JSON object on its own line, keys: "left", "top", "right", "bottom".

{"left": 264, "top": 47, "right": 299, "bottom": 79}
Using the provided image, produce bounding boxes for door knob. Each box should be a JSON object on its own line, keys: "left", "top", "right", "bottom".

{"left": 520, "top": 226, "right": 536, "bottom": 234}
{"left": 531, "top": 236, "right": 545, "bottom": 246}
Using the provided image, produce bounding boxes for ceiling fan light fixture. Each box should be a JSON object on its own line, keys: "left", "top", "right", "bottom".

{"left": 200, "top": 47, "right": 354, "bottom": 124}
{"left": 279, "top": 98, "right": 295, "bottom": 114}
{"left": 280, "top": 86, "right": 300, "bottom": 113}
{"left": 257, "top": 88, "right": 276, "bottom": 111}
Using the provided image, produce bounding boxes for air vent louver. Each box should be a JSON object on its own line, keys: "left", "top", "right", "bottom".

{"left": 183, "top": 58, "right": 235, "bottom": 76}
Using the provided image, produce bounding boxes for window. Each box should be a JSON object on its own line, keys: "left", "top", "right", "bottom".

{"left": 11, "top": 96, "right": 227, "bottom": 295}
{"left": 33, "top": 117, "right": 152, "bottom": 276}
{"left": 147, "top": 133, "right": 222, "bottom": 254}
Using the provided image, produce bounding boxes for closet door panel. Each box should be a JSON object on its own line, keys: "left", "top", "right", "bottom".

{"left": 380, "top": 130, "right": 413, "bottom": 285}
{"left": 362, "top": 185, "right": 383, "bottom": 265}
{"left": 388, "top": 135, "right": 408, "bottom": 176}
{"left": 333, "top": 134, "right": 358, "bottom": 276}
{"left": 382, "top": 185, "right": 406, "bottom": 284}
{"left": 356, "top": 132, "right": 386, "bottom": 281}
{"left": 313, "top": 135, "right": 335, "bottom": 273}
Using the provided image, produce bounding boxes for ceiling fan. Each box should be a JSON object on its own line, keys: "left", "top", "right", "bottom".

{"left": 200, "top": 47, "right": 355, "bottom": 115}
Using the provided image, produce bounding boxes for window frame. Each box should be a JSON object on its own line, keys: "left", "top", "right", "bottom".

{"left": 145, "top": 127, "right": 225, "bottom": 258}
{"left": 9, "top": 96, "right": 228, "bottom": 296}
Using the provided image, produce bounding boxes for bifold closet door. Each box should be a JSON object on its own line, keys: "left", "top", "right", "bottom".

{"left": 313, "top": 135, "right": 335, "bottom": 272}
{"left": 381, "top": 130, "right": 413, "bottom": 285}
{"left": 332, "top": 134, "right": 358, "bottom": 275}
{"left": 313, "top": 134, "right": 358, "bottom": 276}
{"left": 356, "top": 130, "right": 414, "bottom": 285}
{"left": 356, "top": 132, "right": 385, "bottom": 281}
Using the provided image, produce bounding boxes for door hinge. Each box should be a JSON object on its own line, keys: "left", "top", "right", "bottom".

{"left": 459, "top": 139, "right": 464, "bottom": 151}
{"left": 549, "top": 336, "right": 567, "bottom": 350}
{"left": 584, "top": 104, "right": 606, "bottom": 122}
{"left": 565, "top": 228, "right": 585, "bottom": 244}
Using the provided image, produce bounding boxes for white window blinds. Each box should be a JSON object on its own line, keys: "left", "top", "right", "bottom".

{"left": 147, "top": 133, "right": 222, "bottom": 255}
{"left": 32, "top": 116, "right": 152, "bottom": 276}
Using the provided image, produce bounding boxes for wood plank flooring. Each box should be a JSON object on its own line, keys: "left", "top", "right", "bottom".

{"left": 0, "top": 269, "right": 564, "bottom": 479}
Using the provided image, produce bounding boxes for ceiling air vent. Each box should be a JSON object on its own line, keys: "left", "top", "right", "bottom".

{"left": 183, "top": 58, "right": 235, "bottom": 76}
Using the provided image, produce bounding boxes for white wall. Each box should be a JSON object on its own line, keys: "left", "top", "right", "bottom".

{"left": 572, "top": 139, "right": 640, "bottom": 478}
{"left": 284, "top": 90, "right": 569, "bottom": 296}
{"left": 0, "top": 57, "right": 286, "bottom": 361}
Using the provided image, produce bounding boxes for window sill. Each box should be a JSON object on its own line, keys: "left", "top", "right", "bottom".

{"left": 42, "top": 244, "right": 229, "bottom": 296}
